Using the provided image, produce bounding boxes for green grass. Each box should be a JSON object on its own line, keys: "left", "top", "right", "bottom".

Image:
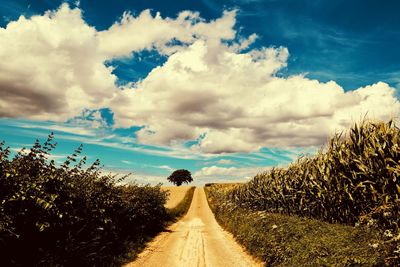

{"left": 206, "top": 185, "right": 391, "bottom": 266}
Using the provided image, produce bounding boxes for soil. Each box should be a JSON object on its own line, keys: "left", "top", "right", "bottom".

{"left": 125, "top": 187, "right": 262, "bottom": 267}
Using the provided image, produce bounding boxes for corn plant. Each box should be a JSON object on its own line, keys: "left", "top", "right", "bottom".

{"left": 228, "top": 120, "right": 400, "bottom": 232}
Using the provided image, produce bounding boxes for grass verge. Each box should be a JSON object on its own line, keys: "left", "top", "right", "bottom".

{"left": 205, "top": 185, "right": 390, "bottom": 266}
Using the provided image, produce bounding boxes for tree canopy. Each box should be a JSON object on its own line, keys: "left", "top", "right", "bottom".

{"left": 167, "top": 169, "right": 193, "bottom": 186}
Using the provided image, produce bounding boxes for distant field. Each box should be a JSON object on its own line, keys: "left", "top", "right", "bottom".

{"left": 162, "top": 186, "right": 192, "bottom": 209}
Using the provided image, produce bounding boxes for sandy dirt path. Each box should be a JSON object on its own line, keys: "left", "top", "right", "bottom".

{"left": 125, "top": 187, "right": 262, "bottom": 267}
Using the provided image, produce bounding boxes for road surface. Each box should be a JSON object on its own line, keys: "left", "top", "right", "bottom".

{"left": 125, "top": 187, "right": 262, "bottom": 267}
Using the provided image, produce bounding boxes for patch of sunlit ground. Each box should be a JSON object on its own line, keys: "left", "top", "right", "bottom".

{"left": 161, "top": 186, "right": 192, "bottom": 209}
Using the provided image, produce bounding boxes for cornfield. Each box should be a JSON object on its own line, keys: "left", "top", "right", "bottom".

{"left": 228, "top": 120, "right": 400, "bottom": 233}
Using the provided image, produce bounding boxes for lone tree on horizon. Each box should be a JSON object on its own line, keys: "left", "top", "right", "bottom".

{"left": 167, "top": 169, "right": 193, "bottom": 186}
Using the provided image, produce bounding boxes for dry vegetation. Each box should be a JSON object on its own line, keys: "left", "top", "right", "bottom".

{"left": 165, "top": 186, "right": 195, "bottom": 220}
{"left": 162, "top": 186, "right": 193, "bottom": 209}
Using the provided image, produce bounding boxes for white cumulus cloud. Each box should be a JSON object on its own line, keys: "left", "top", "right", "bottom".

{"left": 1, "top": 4, "right": 399, "bottom": 154}
{"left": 0, "top": 4, "right": 236, "bottom": 122}
{"left": 112, "top": 39, "right": 400, "bottom": 153}
{"left": 194, "top": 165, "right": 270, "bottom": 182}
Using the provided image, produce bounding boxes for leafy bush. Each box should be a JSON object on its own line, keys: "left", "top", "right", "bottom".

{"left": 0, "top": 134, "right": 168, "bottom": 266}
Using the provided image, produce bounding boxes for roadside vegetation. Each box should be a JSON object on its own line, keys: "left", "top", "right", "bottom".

{"left": 205, "top": 120, "right": 400, "bottom": 266}
{"left": 0, "top": 134, "right": 169, "bottom": 266}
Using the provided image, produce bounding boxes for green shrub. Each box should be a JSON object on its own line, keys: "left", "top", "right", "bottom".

{"left": 0, "top": 134, "right": 168, "bottom": 266}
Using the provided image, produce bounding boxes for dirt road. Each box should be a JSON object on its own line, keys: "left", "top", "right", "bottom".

{"left": 126, "top": 187, "right": 262, "bottom": 267}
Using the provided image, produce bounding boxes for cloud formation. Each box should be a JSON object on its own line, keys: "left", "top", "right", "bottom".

{"left": 1, "top": 4, "right": 399, "bottom": 154}
{"left": 194, "top": 165, "right": 269, "bottom": 183}
{"left": 113, "top": 40, "right": 400, "bottom": 152}
{"left": 0, "top": 4, "right": 235, "bottom": 121}
{"left": 0, "top": 5, "right": 114, "bottom": 120}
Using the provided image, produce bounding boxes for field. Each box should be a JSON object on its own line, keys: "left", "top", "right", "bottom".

{"left": 162, "top": 186, "right": 193, "bottom": 209}
{"left": 205, "top": 120, "right": 400, "bottom": 266}
{"left": 206, "top": 184, "right": 387, "bottom": 266}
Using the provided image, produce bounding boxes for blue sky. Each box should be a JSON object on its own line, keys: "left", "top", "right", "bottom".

{"left": 0, "top": 0, "right": 399, "bottom": 184}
